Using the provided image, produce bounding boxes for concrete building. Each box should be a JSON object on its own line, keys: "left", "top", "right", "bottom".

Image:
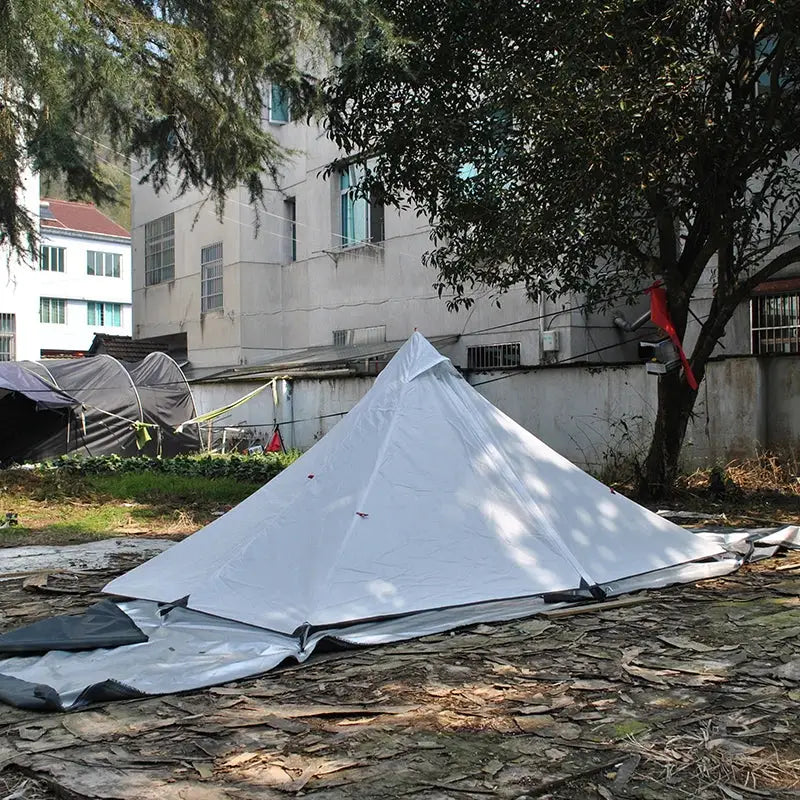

{"left": 128, "top": 94, "right": 800, "bottom": 468}
{"left": 130, "top": 98, "right": 663, "bottom": 373}
{"left": 0, "top": 189, "right": 132, "bottom": 361}
{"left": 131, "top": 101, "right": 800, "bottom": 375}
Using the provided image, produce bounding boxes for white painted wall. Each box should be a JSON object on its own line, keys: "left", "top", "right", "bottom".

{"left": 0, "top": 167, "right": 41, "bottom": 360}
{"left": 130, "top": 119, "right": 601, "bottom": 371}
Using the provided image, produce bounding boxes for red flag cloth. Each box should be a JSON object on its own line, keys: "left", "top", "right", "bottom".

{"left": 645, "top": 283, "right": 699, "bottom": 390}
{"left": 266, "top": 427, "right": 285, "bottom": 452}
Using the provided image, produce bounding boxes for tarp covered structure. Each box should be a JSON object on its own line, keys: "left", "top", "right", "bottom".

{"left": 0, "top": 365, "right": 82, "bottom": 465}
{"left": 0, "top": 333, "right": 797, "bottom": 710}
{"left": 0, "top": 353, "right": 201, "bottom": 465}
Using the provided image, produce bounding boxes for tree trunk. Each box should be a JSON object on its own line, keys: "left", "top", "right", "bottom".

{"left": 638, "top": 370, "right": 699, "bottom": 499}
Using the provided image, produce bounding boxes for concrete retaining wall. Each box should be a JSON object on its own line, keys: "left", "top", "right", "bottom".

{"left": 191, "top": 355, "right": 799, "bottom": 472}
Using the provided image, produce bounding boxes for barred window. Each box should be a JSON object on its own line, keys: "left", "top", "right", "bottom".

{"left": 201, "top": 242, "right": 223, "bottom": 313}
{"left": 751, "top": 293, "right": 799, "bottom": 354}
{"left": 145, "top": 213, "right": 175, "bottom": 285}
{"left": 0, "top": 313, "right": 15, "bottom": 361}
{"left": 87, "top": 301, "right": 122, "bottom": 327}
{"left": 40, "top": 297, "right": 66, "bottom": 325}
{"left": 467, "top": 342, "right": 521, "bottom": 370}
{"left": 332, "top": 325, "right": 386, "bottom": 346}
{"left": 40, "top": 246, "right": 65, "bottom": 272}
{"left": 87, "top": 250, "right": 121, "bottom": 277}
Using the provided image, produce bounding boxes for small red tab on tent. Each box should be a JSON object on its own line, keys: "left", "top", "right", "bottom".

{"left": 356, "top": 512, "right": 369, "bottom": 518}
{"left": 610, "top": 488, "right": 616, "bottom": 494}
{"left": 307, "top": 474, "right": 314, "bottom": 479}
{"left": 266, "top": 427, "right": 284, "bottom": 453}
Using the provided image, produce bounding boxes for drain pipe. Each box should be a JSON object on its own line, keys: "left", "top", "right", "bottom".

{"left": 613, "top": 310, "right": 651, "bottom": 332}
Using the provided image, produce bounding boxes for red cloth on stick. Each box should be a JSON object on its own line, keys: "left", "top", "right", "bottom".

{"left": 645, "top": 283, "right": 699, "bottom": 390}
{"left": 266, "top": 427, "right": 285, "bottom": 452}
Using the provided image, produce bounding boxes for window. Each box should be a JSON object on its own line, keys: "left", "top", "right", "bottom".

{"left": 0, "top": 314, "right": 15, "bottom": 361}
{"left": 751, "top": 292, "right": 799, "bottom": 354}
{"left": 87, "top": 251, "right": 121, "bottom": 277}
{"left": 40, "top": 297, "right": 66, "bottom": 325}
{"left": 467, "top": 342, "right": 521, "bottom": 370}
{"left": 332, "top": 325, "right": 386, "bottom": 347}
{"left": 40, "top": 246, "right": 65, "bottom": 272}
{"left": 269, "top": 84, "right": 290, "bottom": 123}
{"left": 145, "top": 213, "right": 175, "bottom": 285}
{"left": 339, "top": 164, "right": 384, "bottom": 247}
{"left": 87, "top": 301, "right": 122, "bottom": 327}
{"left": 285, "top": 198, "right": 297, "bottom": 262}
{"left": 201, "top": 243, "right": 223, "bottom": 313}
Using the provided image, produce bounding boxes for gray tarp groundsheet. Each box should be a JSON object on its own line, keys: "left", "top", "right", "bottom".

{"left": 0, "top": 525, "right": 796, "bottom": 712}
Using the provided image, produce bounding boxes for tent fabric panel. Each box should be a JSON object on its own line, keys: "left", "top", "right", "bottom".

{"left": 104, "top": 360, "right": 589, "bottom": 633}
{"left": 0, "top": 600, "right": 148, "bottom": 656}
{"left": 104, "top": 334, "right": 723, "bottom": 634}
{"left": 0, "top": 540, "right": 748, "bottom": 712}
{"left": 0, "top": 600, "right": 299, "bottom": 710}
{"left": 125, "top": 352, "right": 201, "bottom": 456}
{"left": 45, "top": 357, "right": 142, "bottom": 456}
{"left": 0, "top": 363, "right": 79, "bottom": 409}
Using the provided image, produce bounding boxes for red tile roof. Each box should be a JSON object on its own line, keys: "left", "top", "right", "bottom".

{"left": 40, "top": 198, "right": 130, "bottom": 239}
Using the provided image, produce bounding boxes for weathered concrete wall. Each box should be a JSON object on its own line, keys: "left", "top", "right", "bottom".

{"left": 766, "top": 357, "right": 800, "bottom": 451}
{"left": 191, "top": 355, "right": 799, "bottom": 472}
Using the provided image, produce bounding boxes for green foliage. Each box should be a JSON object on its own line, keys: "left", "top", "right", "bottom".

{"left": 1, "top": 0, "right": 369, "bottom": 255}
{"left": 42, "top": 451, "right": 299, "bottom": 484}
{"left": 327, "top": 0, "right": 800, "bottom": 316}
{"left": 326, "top": 0, "right": 800, "bottom": 492}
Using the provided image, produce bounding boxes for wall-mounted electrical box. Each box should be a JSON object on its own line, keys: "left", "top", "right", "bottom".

{"left": 541, "top": 330, "right": 560, "bottom": 352}
{"left": 640, "top": 338, "right": 680, "bottom": 376}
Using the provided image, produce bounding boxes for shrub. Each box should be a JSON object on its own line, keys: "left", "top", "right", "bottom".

{"left": 41, "top": 451, "right": 300, "bottom": 484}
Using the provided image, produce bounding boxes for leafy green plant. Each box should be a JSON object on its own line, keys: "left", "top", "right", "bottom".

{"left": 41, "top": 451, "right": 300, "bottom": 484}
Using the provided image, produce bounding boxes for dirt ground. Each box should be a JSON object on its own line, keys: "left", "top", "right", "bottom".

{"left": 1, "top": 545, "right": 799, "bottom": 800}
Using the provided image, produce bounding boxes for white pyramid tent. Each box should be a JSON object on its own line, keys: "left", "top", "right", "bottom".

{"left": 7, "top": 332, "right": 788, "bottom": 710}
{"left": 105, "top": 333, "right": 724, "bottom": 633}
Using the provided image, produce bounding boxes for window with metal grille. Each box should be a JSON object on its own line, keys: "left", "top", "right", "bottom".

{"left": 87, "top": 301, "right": 122, "bottom": 327}
{"left": 332, "top": 325, "right": 386, "bottom": 347}
{"left": 87, "top": 250, "right": 121, "bottom": 277}
{"left": 751, "top": 292, "right": 800, "bottom": 354}
{"left": 145, "top": 213, "right": 175, "bottom": 285}
{"left": 0, "top": 313, "right": 15, "bottom": 361}
{"left": 467, "top": 342, "right": 521, "bottom": 370}
{"left": 40, "top": 245, "right": 65, "bottom": 272}
{"left": 40, "top": 297, "right": 66, "bottom": 325}
{"left": 201, "top": 243, "right": 223, "bottom": 312}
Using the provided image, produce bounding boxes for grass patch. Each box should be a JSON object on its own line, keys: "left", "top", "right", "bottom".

{"left": 0, "top": 468, "right": 264, "bottom": 547}
{"left": 84, "top": 473, "right": 262, "bottom": 507}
